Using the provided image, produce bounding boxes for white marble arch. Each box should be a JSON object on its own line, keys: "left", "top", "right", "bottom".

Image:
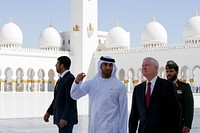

{"left": 118, "top": 68, "right": 125, "bottom": 81}
{"left": 48, "top": 69, "right": 55, "bottom": 92}
{"left": 4, "top": 67, "right": 13, "bottom": 92}
{"left": 27, "top": 68, "right": 35, "bottom": 92}
{"left": 16, "top": 68, "right": 24, "bottom": 92}
{"left": 137, "top": 68, "right": 145, "bottom": 83}
{"left": 159, "top": 66, "right": 166, "bottom": 79}
{"left": 191, "top": 65, "right": 200, "bottom": 87}
{"left": 38, "top": 69, "right": 45, "bottom": 92}
{"left": 180, "top": 65, "right": 189, "bottom": 82}
{"left": 127, "top": 68, "right": 135, "bottom": 92}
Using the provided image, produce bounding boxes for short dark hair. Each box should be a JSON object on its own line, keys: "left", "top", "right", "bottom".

{"left": 57, "top": 56, "right": 71, "bottom": 70}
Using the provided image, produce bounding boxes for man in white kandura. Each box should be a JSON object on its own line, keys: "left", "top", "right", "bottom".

{"left": 70, "top": 55, "right": 128, "bottom": 133}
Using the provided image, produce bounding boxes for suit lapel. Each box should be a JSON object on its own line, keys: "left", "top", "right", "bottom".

{"left": 54, "top": 72, "right": 69, "bottom": 93}
{"left": 141, "top": 82, "right": 147, "bottom": 109}
{"left": 148, "top": 77, "right": 161, "bottom": 107}
{"left": 54, "top": 78, "right": 62, "bottom": 95}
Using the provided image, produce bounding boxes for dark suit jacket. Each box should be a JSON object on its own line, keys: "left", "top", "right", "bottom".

{"left": 47, "top": 71, "right": 78, "bottom": 126}
{"left": 129, "top": 77, "right": 181, "bottom": 133}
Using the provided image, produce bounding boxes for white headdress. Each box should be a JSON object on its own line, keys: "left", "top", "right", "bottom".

{"left": 95, "top": 55, "right": 117, "bottom": 78}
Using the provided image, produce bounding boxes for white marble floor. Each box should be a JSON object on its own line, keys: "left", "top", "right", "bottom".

{"left": 0, "top": 108, "right": 199, "bottom": 133}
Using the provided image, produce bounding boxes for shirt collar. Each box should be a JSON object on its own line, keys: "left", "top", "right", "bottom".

{"left": 60, "top": 70, "right": 69, "bottom": 78}
{"left": 173, "top": 78, "right": 178, "bottom": 84}
{"left": 147, "top": 75, "right": 158, "bottom": 87}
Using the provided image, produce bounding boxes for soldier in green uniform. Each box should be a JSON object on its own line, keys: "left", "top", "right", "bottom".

{"left": 165, "top": 60, "right": 194, "bottom": 133}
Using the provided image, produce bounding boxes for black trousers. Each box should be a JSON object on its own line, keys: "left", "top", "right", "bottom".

{"left": 58, "top": 123, "right": 74, "bottom": 133}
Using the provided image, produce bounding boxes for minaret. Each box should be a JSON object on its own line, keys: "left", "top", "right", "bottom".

{"left": 70, "top": 0, "right": 98, "bottom": 76}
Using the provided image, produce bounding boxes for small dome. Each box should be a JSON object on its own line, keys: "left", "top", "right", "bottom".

{"left": 0, "top": 21, "right": 23, "bottom": 46}
{"left": 183, "top": 12, "right": 200, "bottom": 40}
{"left": 106, "top": 26, "right": 129, "bottom": 46}
{"left": 141, "top": 19, "right": 167, "bottom": 46}
{"left": 39, "top": 26, "right": 62, "bottom": 49}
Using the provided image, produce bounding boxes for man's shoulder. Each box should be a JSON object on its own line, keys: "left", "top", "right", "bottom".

{"left": 157, "top": 77, "right": 173, "bottom": 84}
{"left": 114, "top": 78, "right": 126, "bottom": 86}
{"left": 63, "top": 72, "right": 75, "bottom": 80}
{"left": 177, "top": 80, "right": 189, "bottom": 86}
{"left": 135, "top": 81, "right": 145, "bottom": 88}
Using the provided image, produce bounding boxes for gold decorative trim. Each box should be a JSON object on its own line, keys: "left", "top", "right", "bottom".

{"left": 12, "top": 79, "right": 17, "bottom": 82}
{"left": 182, "top": 79, "right": 187, "bottom": 83}
{"left": 0, "top": 79, "right": 49, "bottom": 83}
{"left": 34, "top": 80, "right": 40, "bottom": 83}
{"left": 0, "top": 79, "right": 6, "bottom": 82}
{"left": 124, "top": 80, "right": 129, "bottom": 83}
{"left": 189, "top": 79, "right": 194, "bottom": 83}
{"left": 44, "top": 80, "right": 48, "bottom": 83}
{"left": 132, "top": 80, "right": 139, "bottom": 84}
{"left": 20, "top": 80, "right": 27, "bottom": 83}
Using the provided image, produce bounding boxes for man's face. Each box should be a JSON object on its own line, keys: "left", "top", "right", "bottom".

{"left": 101, "top": 62, "right": 113, "bottom": 78}
{"left": 142, "top": 59, "right": 157, "bottom": 79}
{"left": 166, "top": 68, "right": 178, "bottom": 81}
{"left": 55, "top": 61, "right": 62, "bottom": 74}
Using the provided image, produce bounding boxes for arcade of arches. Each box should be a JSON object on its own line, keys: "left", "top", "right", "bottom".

{"left": 0, "top": 65, "right": 200, "bottom": 93}
{"left": 0, "top": 67, "right": 57, "bottom": 92}
{"left": 118, "top": 65, "right": 200, "bottom": 93}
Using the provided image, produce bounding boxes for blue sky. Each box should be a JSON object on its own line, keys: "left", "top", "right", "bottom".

{"left": 0, "top": 0, "right": 200, "bottom": 48}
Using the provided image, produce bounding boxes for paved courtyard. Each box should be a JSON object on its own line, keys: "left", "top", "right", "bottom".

{"left": 0, "top": 108, "right": 199, "bottom": 133}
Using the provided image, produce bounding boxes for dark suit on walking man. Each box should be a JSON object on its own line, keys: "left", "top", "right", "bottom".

{"left": 43, "top": 56, "right": 78, "bottom": 133}
{"left": 129, "top": 57, "right": 181, "bottom": 133}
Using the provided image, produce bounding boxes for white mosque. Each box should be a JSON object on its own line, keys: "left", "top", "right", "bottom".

{"left": 0, "top": 0, "right": 200, "bottom": 118}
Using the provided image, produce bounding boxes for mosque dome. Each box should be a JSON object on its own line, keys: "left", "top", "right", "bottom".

{"left": 141, "top": 18, "right": 167, "bottom": 47}
{"left": 183, "top": 10, "right": 200, "bottom": 44}
{"left": 0, "top": 19, "right": 23, "bottom": 47}
{"left": 106, "top": 26, "right": 129, "bottom": 46}
{"left": 39, "top": 24, "right": 62, "bottom": 50}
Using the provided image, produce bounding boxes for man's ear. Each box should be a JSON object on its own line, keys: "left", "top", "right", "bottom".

{"left": 100, "top": 64, "right": 102, "bottom": 69}
{"left": 155, "top": 65, "right": 158, "bottom": 70}
{"left": 60, "top": 64, "right": 64, "bottom": 69}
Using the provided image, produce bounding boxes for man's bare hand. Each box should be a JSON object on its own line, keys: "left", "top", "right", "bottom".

{"left": 59, "top": 119, "right": 67, "bottom": 128}
{"left": 43, "top": 112, "right": 50, "bottom": 122}
{"left": 75, "top": 72, "right": 86, "bottom": 84}
{"left": 182, "top": 126, "right": 190, "bottom": 133}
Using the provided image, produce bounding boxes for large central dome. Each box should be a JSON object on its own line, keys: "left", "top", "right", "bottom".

{"left": 106, "top": 26, "right": 129, "bottom": 46}
{"left": 141, "top": 18, "right": 167, "bottom": 47}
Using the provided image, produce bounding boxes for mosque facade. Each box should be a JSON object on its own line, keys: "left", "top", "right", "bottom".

{"left": 0, "top": 0, "right": 200, "bottom": 118}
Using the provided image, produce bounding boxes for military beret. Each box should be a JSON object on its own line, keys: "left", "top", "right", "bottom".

{"left": 165, "top": 60, "right": 179, "bottom": 69}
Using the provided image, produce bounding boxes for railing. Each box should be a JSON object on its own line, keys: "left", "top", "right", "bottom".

{"left": 94, "top": 43, "right": 200, "bottom": 55}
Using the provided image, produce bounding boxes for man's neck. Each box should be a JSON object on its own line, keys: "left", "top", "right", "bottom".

{"left": 173, "top": 78, "right": 178, "bottom": 84}
{"left": 60, "top": 69, "right": 69, "bottom": 78}
{"left": 101, "top": 75, "right": 111, "bottom": 79}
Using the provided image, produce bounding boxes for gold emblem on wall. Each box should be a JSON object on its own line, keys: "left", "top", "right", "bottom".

{"left": 87, "top": 23, "right": 94, "bottom": 32}
{"left": 73, "top": 25, "right": 80, "bottom": 31}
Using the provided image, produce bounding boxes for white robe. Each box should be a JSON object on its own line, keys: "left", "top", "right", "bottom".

{"left": 71, "top": 76, "right": 128, "bottom": 133}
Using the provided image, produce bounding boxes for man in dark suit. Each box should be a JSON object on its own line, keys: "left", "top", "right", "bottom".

{"left": 129, "top": 57, "right": 181, "bottom": 133}
{"left": 165, "top": 60, "right": 194, "bottom": 133}
{"left": 43, "top": 56, "right": 78, "bottom": 133}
